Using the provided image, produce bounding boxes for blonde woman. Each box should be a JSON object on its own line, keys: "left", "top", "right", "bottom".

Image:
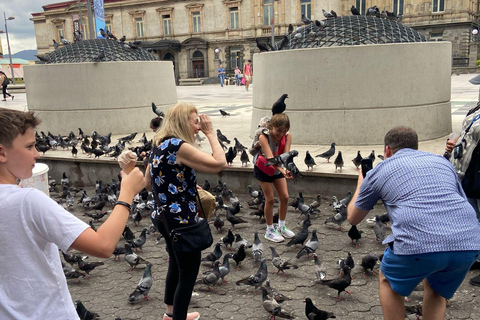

{"left": 145, "top": 103, "right": 226, "bottom": 320}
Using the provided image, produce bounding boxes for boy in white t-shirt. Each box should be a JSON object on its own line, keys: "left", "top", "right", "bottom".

{"left": 0, "top": 108, "right": 145, "bottom": 319}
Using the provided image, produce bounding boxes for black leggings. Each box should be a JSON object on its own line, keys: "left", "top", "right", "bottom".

{"left": 2, "top": 85, "right": 11, "bottom": 99}
{"left": 153, "top": 219, "right": 201, "bottom": 320}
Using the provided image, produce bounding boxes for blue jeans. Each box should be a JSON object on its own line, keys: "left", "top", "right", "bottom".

{"left": 219, "top": 74, "right": 225, "bottom": 87}
{"left": 235, "top": 75, "right": 240, "bottom": 85}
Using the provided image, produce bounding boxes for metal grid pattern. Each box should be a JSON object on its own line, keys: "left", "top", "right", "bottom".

{"left": 38, "top": 39, "right": 158, "bottom": 64}
{"left": 275, "top": 16, "right": 427, "bottom": 50}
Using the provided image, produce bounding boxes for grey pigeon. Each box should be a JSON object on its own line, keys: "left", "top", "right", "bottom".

{"left": 310, "top": 195, "right": 322, "bottom": 212}
{"left": 266, "top": 150, "right": 299, "bottom": 167}
{"left": 302, "top": 13, "right": 312, "bottom": 25}
{"left": 128, "top": 264, "right": 153, "bottom": 303}
{"left": 77, "top": 257, "right": 104, "bottom": 278}
{"left": 324, "top": 205, "right": 347, "bottom": 230}
{"left": 260, "top": 287, "right": 295, "bottom": 319}
{"left": 219, "top": 109, "right": 230, "bottom": 117}
{"left": 374, "top": 215, "right": 386, "bottom": 241}
{"left": 352, "top": 150, "right": 362, "bottom": 169}
{"left": 213, "top": 213, "right": 224, "bottom": 232}
{"left": 286, "top": 216, "right": 311, "bottom": 247}
{"left": 368, "top": 150, "right": 376, "bottom": 164}
{"left": 252, "top": 231, "right": 264, "bottom": 262}
{"left": 235, "top": 233, "right": 252, "bottom": 249}
{"left": 297, "top": 229, "right": 319, "bottom": 259}
{"left": 333, "top": 151, "right": 344, "bottom": 173}
{"left": 132, "top": 228, "right": 147, "bottom": 252}
{"left": 240, "top": 149, "right": 250, "bottom": 167}
{"left": 316, "top": 143, "right": 335, "bottom": 162}
{"left": 151, "top": 102, "right": 165, "bottom": 117}
{"left": 304, "top": 151, "right": 316, "bottom": 171}
{"left": 53, "top": 39, "right": 59, "bottom": 49}
{"left": 361, "top": 254, "right": 379, "bottom": 276}
{"left": 201, "top": 243, "right": 223, "bottom": 264}
{"left": 226, "top": 207, "right": 248, "bottom": 229}
{"left": 235, "top": 258, "right": 268, "bottom": 293}
{"left": 264, "top": 279, "right": 291, "bottom": 303}
{"left": 75, "top": 300, "right": 99, "bottom": 320}
{"left": 62, "top": 262, "right": 86, "bottom": 282}
{"left": 270, "top": 246, "right": 298, "bottom": 276}
{"left": 272, "top": 94, "right": 288, "bottom": 115}
{"left": 218, "top": 254, "right": 232, "bottom": 284}
{"left": 216, "top": 129, "right": 230, "bottom": 144}
{"left": 196, "top": 261, "right": 221, "bottom": 291}
{"left": 124, "top": 243, "right": 149, "bottom": 271}
{"left": 322, "top": 9, "right": 334, "bottom": 18}
{"left": 313, "top": 253, "right": 327, "bottom": 281}
{"left": 304, "top": 297, "right": 336, "bottom": 320}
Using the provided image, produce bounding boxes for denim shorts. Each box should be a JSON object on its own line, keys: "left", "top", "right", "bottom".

{"left": 380, "top": 246, "right": 479, "bottom": 299}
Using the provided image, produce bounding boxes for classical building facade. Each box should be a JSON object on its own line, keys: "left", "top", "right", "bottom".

{"left": 31, "top": 0, "right": 480, "bottom": 80}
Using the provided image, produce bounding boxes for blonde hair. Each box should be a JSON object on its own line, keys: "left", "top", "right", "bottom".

{"left": 269, "top": 113, "right": 290, "bottom": 131}
{"left": 154, "top": 103, "right": 198, "bottom": 146}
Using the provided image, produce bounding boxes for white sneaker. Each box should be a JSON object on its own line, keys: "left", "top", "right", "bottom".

{"left": 277, "top": 225, "right": 295, "bottom": 238}
{"left": 265, "top": 228, "right": 284, "bottom": 242}
{"left": 163, "top": 312, "right": 200, "bottom": 320}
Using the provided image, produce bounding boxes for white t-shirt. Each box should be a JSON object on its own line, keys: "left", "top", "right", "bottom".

{"left": 0, "top": 185, "right": 89, "bottom": 319}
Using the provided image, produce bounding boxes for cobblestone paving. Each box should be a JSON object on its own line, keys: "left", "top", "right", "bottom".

{"left": 60, "top": 189, "right": 480, "bottom": 320}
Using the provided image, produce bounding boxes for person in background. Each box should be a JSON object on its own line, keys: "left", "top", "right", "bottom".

{"left": 243, "top": 60, "right": 253, "bottom": 91}
{"left": 0, "top": 108, "right": 145, "bottom": 319}
{"left": 145, "top": 103, "right": 226, "bottom": 320}
{"left": 234, "top": 66, "right": 241, "bottom": 86}
{"left": 348, "top": 126, "right": 480, "bottom": 320}
{"left": 217, "top": 64, "right": 226, "bottom": 87}
{"left": 0, "top": 71, "right": 13, "bottom": 101}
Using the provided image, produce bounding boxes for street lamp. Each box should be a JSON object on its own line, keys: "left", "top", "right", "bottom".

{"left": 0, "top": 13, "right": 15, "bottom": 85}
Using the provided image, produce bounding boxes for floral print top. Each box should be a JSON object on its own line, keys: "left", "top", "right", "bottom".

{"left": 149, "top": 137, "right": 198, "bottom": 227}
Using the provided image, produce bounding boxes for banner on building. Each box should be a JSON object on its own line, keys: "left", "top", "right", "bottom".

{"left": 93, "top": 0, "right": 106, "bottom": 39}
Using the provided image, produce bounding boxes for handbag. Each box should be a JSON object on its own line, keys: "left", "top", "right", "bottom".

{"left": 155, "top": 187, "right": 213, "bottom": 254}
{"left": 255, "top": 155, "right": 276, "bottom": 176}
{"left": 196, "top": 187, "right": 216, "bottom": 219}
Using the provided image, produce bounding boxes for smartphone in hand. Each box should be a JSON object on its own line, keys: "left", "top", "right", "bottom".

{"left": 361, "top": 158, "right": 373, "bottom": 178}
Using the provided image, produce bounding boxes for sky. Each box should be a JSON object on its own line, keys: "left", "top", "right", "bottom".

{"left": 0, "top": 0, "right": 52, "bottom": 54}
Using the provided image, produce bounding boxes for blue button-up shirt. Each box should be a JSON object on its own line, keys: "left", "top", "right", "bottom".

{"left": 355, "top": 148, "right": 480, "bottom": 255}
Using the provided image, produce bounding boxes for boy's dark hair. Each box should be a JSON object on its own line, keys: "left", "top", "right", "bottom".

{"left": 150, "top": 117, "right": 163, "bottom": 131}
{"left": 248, "top": 59, "right": 252, "bottom": 62}
{"left": 384, "top": 126, "right": 418, "bottom": 154}
{"left": 0, "top": 109, "right": 40, "bottom": 147}
{"left": 269, "top": 113, "right": 290, "bottom": 131}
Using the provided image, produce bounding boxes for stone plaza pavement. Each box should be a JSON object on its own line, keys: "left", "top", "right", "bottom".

{"left": 4, "top": 74, "right": 480, "bottom": 319}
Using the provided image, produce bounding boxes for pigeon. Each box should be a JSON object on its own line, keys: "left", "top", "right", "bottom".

{"left": 225, "top": 146, "right": 236, "bottom": 166}
{"left": 256, "top": 38, "right": 270, "bottom": 52}
{"left": 270, "top": 246, "right": 298, "bottom": 276}
{"left": 235, "top": 233, "right": 252, "bottom": 249}
{"left": 217, "top": 129, "right": 231, "bottom": 144}
{"left": 88, "top": 219, "right": 96, "bottom": 231}
{"left": 128, "top": 263, "right": 154, "bottom": 303}
{"left": 316, "top": 143, "right": 335, "bottom": 162}
{"left": 213, "top": 213, "right": 224, "bottom": 232}
{"left": 319, "top": 265, "right": 352, "bottom": 300}
{"left": 61, "top": 172, "right": 70, "bottom": 187}
{"left": 374, "top": 215, "right": 386, "bottom": 241}
{"left": 107, "top": 29, "right": 117, "bottom": 40}
{"left": 271, "top": 94, "right": 288, "bottom": 115}
{"left": 151, "top": 102, "right": 165, "bottom": 117}
{"left": 62, "top": 250, "right": 84, "bottom": 266}
{"left": 240, "top": 149, "right": 250, "bottom": 167}
{"left": 352, "top": 150, "right": 363, "bottom": 169}
{"left": 218, "top": 254, "right": 232, "bottom": 284}
{"left": 75, "top": 300, "right": 99, "bottom": 320}
{"left": 264, "top": 279, "right": 291, "bottom": 303}
{"left": 62, "top": 262, "right": 86, "bottom": 282}
{"left": 219, "top": 109, "right": 230, "bottom": 117}
{"left": 93, "top": 48, "right": 105, "bottom": 62}
{"left": 304, "top": 151, "right": 316, "bottom": 171}
{"left": 304, "top": 297, "right": 336, "bottom": 320}
{"left": 220, "top": 229, "right": 235, "bottom": 250}
{"left": 226, "top": 207, "right": 247, "bottom": 229}
{"left": 361, "top": 254, "right": 379, "bottom": 276}
{"left": 252, "top": 231, "right": 264, "bottom": 262}
{"left": 60, "top": 35, "right": 70, "bottom": 45}
{"left": 348, "top": 225, "right": 363, "bottom": 248}
{"left": 77, "top": 256, "right": 104, "bottom": 278}
{"left": 196, "top": 261, "right": 221, "bottom": 291}
{"left": 313, "top": 253, "right": 327, "bottom": 281}
{"left": 330, "top": 10, "right": 338, "bottom": 18}
{"left": 405, "top": 304, "right": 423, "bottom": 319}
{"left": 324, "top": 205, "right": 347, "bottom": 230}
{"left": 230, "top": 244, "right": 247, "bottom": 270}
{"left": 112, "top": 245, "right": 126, "bottom": 261}
{"left": 322, "top": 9, "right": 334, "bottom": 19}
{"left": 132, "top": 228, "right": 147, "bottom": 252}
{"left": 53, "top": 39, "right": 59, "bottom": 49}
{"left": 236, "top": 258, "right": 268, "bottom": 293}
{"left": 333, "top": 192, "right": 353, "bottom": 210}
{"left": 333, "top": 151, "right": 344, "bottom": 173}
{"left": 368, "top": 150, "right": 376, "bottom": 164}
{"left": 118, "top": 35, "right": 126, "bottom": 43}
{"left": 277, "top": 34, "right": 289, "bottom": 50}
{"left": 378, "top": 154, "right": 384, "bottom": 161}
{"left": 260, "top": 287, "right": 295, "bottom": 319}
{"left": 351, "top": 5, "right": 361, "bottom": 15}
{"left": 302, "top": 13, "right": 312, "bottom": 25}
{"left": 99, "top": 28, "right": 107, "bottom": 38}
{"left": 123, "top": 225, "right": 135, "bottom": 242}
{"left": 288, "top": 24, "right": 294, "bottom": 34}
{"left": 124, "top": 243, "right": 149, "bottom": 271}
{"left": 339, "top": 252, "right": 355, "bottom": 274}
{"left": 310, "top": 195, "right": 322, "bottom": 212}
{"left": 286, "top": 217, "right": 311, "bottom": 247}
{"left": 201, "top": 243, "right": 223, "bottom": 264}
{"left": 296, "top": 229, "right": 319, "bottom": 259}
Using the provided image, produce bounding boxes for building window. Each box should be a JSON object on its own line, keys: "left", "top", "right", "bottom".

{"left": 356, "top": 0, "right": 366, "bottom": 15}
{"left": 135, "top": 17, "right": 144, "bottom": 37}
{"left": 56, "top": 25, "right": 64, "bottom": 41}
{"left": 301, "top": 0, "right": 311, "bottom": 20}
{"left": 163, "top": 15, "right": 172, "bottom": 35}
{"left": 392, "top": 0, "right": 404, "bottom": 15}
{"left": 432, "top": 0, "right": 444, "bottom": 13}
{"left": 230, "top": 7, "right": 239, "bottom": 29}
{"left": 430, "top": 32, "right": 443, "bottom": 41}
{"left": 230, "top": 47, "right": 241, "bottom": 70}
{"left": 264, "top": 0, "right": 274, "bottom": 25}
{"left": 105, "top": 19, "right": 112, "bottom": 32}
{"left": 192, "top": 11, "right": 201, "bottom": 33}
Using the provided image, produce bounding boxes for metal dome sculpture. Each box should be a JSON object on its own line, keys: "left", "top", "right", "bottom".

{"left": 274, "top": 16, "right": 427, "bottom": 50}
{"left": 36, "top": 39, "right": 158, "bottom": 64}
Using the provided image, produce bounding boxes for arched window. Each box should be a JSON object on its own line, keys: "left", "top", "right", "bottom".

{"left": 193, "top": 50, "right": 204, "bottom": 59}
{"left": 264, "top": 0, "right": 274, "bottom": 26}
{"left": 164, "top": 52, "right": 174, "bottom": 61}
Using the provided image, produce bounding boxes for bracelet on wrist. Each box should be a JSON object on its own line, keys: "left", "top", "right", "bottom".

{"left": 115, "top": 200, "right": 132, "bottom": 211}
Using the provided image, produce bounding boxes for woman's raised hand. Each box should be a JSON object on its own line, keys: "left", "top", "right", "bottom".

{"left": 199, "top": 114, "right": 213, "bottom": 135}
